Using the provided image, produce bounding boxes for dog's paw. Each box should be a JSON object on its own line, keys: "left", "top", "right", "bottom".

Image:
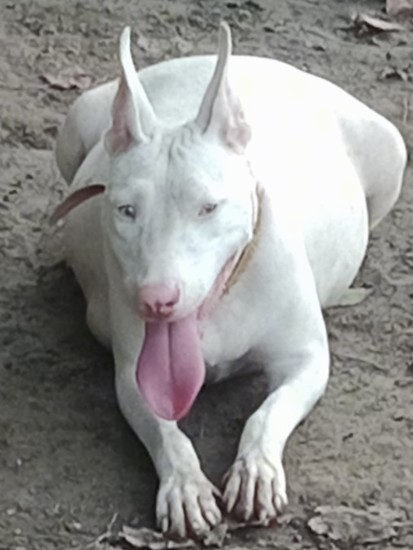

{"left": 222, "top": 451, "right": 287, "bottom": 525}
{"left": 156, "top": 469, "right": 222, "bottom": 539}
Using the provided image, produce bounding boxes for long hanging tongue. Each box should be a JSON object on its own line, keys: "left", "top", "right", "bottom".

{"left": 136, "top": 313, "right": 205, "bottom": 420}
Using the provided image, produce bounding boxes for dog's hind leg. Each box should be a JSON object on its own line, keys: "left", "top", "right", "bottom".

{"left": 340, "top": 110, "right": 407, "bottom": 230}
{"left": 55, "top": 81, "right": 118, "bottom": 183}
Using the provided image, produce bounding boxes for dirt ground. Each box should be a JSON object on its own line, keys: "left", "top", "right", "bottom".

{"left": 1, "top": 0, "right": 413, "bottom": 549}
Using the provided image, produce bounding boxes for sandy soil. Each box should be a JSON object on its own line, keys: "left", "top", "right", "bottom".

{"left": 1, "top": 1, "right": 413, "bottom": 549}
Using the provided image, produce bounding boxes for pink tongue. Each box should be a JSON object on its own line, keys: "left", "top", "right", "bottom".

{"left": 136, "top": 313, "right": 205, "bottom": 420}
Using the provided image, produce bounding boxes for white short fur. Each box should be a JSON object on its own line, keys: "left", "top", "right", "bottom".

{"left": 54, "top": 23, "right": 406, "bottom": 538}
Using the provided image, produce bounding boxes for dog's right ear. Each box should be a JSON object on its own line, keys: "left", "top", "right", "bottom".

{"left": 50, "top": 184, "right": 106, "bottom": 225}
{"left": 105, "top": 27, "right": 158, "bottom": 155}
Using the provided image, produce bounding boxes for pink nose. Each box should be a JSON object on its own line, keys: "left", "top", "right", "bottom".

{"left": 138, "top": 284, "right": 180, "bottom": 320}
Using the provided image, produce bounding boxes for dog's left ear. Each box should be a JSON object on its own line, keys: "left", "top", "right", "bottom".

{"left": 194, "top": 22, "right": 251, "bottom": 153}
{"left": 50, "top": 184, "right": 106, "bottom": 225}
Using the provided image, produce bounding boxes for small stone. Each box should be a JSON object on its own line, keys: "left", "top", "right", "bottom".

{"left": 66, "top": 520, "right": 82, "bottom": 532}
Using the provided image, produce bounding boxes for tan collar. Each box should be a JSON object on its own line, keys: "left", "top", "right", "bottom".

{"left": 223, "top": 185, "right": 264, "bottom": 295}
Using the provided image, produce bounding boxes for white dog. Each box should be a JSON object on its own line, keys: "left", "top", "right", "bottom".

{"left": 53, "top": 22, "right": 406, "bottom": 539}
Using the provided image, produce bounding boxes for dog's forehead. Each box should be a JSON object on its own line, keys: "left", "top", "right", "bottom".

{"left": 108, "top": 127, "right": 230, "bottom": 203}
{"left": 108, "top": 133, "right": 168, "bottom": 190}
{"left": 168, "top": 133, "right": 227, "bottom": 188}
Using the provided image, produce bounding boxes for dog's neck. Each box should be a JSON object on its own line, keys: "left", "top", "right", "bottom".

{"left": 223, "top": 183, "right": 264, "bottom": 296}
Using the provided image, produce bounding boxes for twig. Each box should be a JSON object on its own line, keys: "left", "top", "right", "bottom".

{"left": 85, "top": 513, "right": 119, "bottom": 549}
{"left": 402, "top": 93, "right": 410, "bottom": 125}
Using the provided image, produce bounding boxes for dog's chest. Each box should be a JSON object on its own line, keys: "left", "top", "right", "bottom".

{"left": 200, "top": 284, "right": 263, "bottom": 368}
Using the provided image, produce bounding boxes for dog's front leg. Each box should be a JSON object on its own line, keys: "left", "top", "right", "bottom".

{"left": 115, "top": 360, "right": 221, "bottom": 538}
{"left": 223, "top": 346, "right": 329, "bottom": 523}
{"left": 223, "top": 266, "right": 330, "bottom": 524}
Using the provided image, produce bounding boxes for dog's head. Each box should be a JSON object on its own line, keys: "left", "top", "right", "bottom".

{"left": 55, "top": 23, "right": 257, "bottom": 320}
{"left": 53, "top": 23, "right": 258, "bottom": 420}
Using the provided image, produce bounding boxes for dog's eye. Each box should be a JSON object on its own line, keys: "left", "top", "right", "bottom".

{"left": 118, "top": 204, "right": 136, "bottom": 220}
{"left": 199, "top": 203, "right": 218, "bottom": 217}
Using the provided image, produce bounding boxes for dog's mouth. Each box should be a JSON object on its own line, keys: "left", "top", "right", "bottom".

{"left": 135, "top": 254, "right": 238, "bottom": 421}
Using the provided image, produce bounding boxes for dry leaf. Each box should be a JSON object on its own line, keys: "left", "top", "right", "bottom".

{"left": 307, "top": 505, "right": 405, "bottom": 544}
{"left": 134, "top": 34, "right": 164, "bottom": 59}
{"left": 352, "top": 12, "right": 405, "bottom": 32}
{"left": 386, "top": 0, "right": 413, "bottom": 16}
{"left": 172, "top": 36, "right": 193, "bottom": 55}
{"left": 244, "top": 0, "right": 264, "bottom": 11}
{"left": 307, "top": 516, "right": 330, "bottom": 537}
{"left": 379, "top": 66, "right": 410, "bottom": 81}
{"left": 95, "top": 517, "right": 283, "bottom": 549}
{"left": 329, "top": 287, "right": 373, "bottom": 307}
{"left": 136, "top": 34, "right": 150, "bottom": 52}
{"left": 118, "top": 524, "right": 230, "bottom": 549}
{"left": 120, "top": 526, "right": 195, "bottom": 549}
{"left": 200, "top": 524, "right": 228, "bottom": 547}
{"left": 41, "top": 67, "right": 92, "bottom": 91}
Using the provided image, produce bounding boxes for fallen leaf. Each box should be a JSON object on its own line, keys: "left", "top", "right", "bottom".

{"left": 386, "top": 0, "right": 413, "bottom": 16}
{"left": 307, "top": 516, "right": 330, "bottom": 537}
{"left": 172, "top": 36, "right": 193, "bottom": 55}
{"left": 351, "top": 12, "right": 405, "bottom": 32}
{"left": 329, "top": 287, "right": 373, "bottom": 307}
{"left": 41, "top": 67, "right": 92, "bottom": 91}
{"left": 136, "top": 34, "right": 150, "bottom": 52}
{"left": 307, "top": 505, "right": 406, "bottom": 544}
{"left": 244, "top": 0, "right": 264, "bottom": 11}
{"left": 201, "top": 524, "right": 228, "bottom": 547}
{"left": 379, "top": 66, "right": 410, "bottom": 81}
{"left": 120, "top": 526, "right": 195, "bottom": 549}
{"left": 134, "top": 34, "right": 164, "bottom": 59}
{"left": 94, "top": 516, "right": 287, "bottom": 549}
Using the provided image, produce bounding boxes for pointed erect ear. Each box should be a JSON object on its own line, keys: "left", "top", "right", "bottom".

{"left": 194, "top": 22, "right": 251, "bottom": 153}
{"left": 50, "top": 184, "right": 106, "bottom": 225}
{"left": 105, "top": 27, "right": 157, "bottom": 156}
